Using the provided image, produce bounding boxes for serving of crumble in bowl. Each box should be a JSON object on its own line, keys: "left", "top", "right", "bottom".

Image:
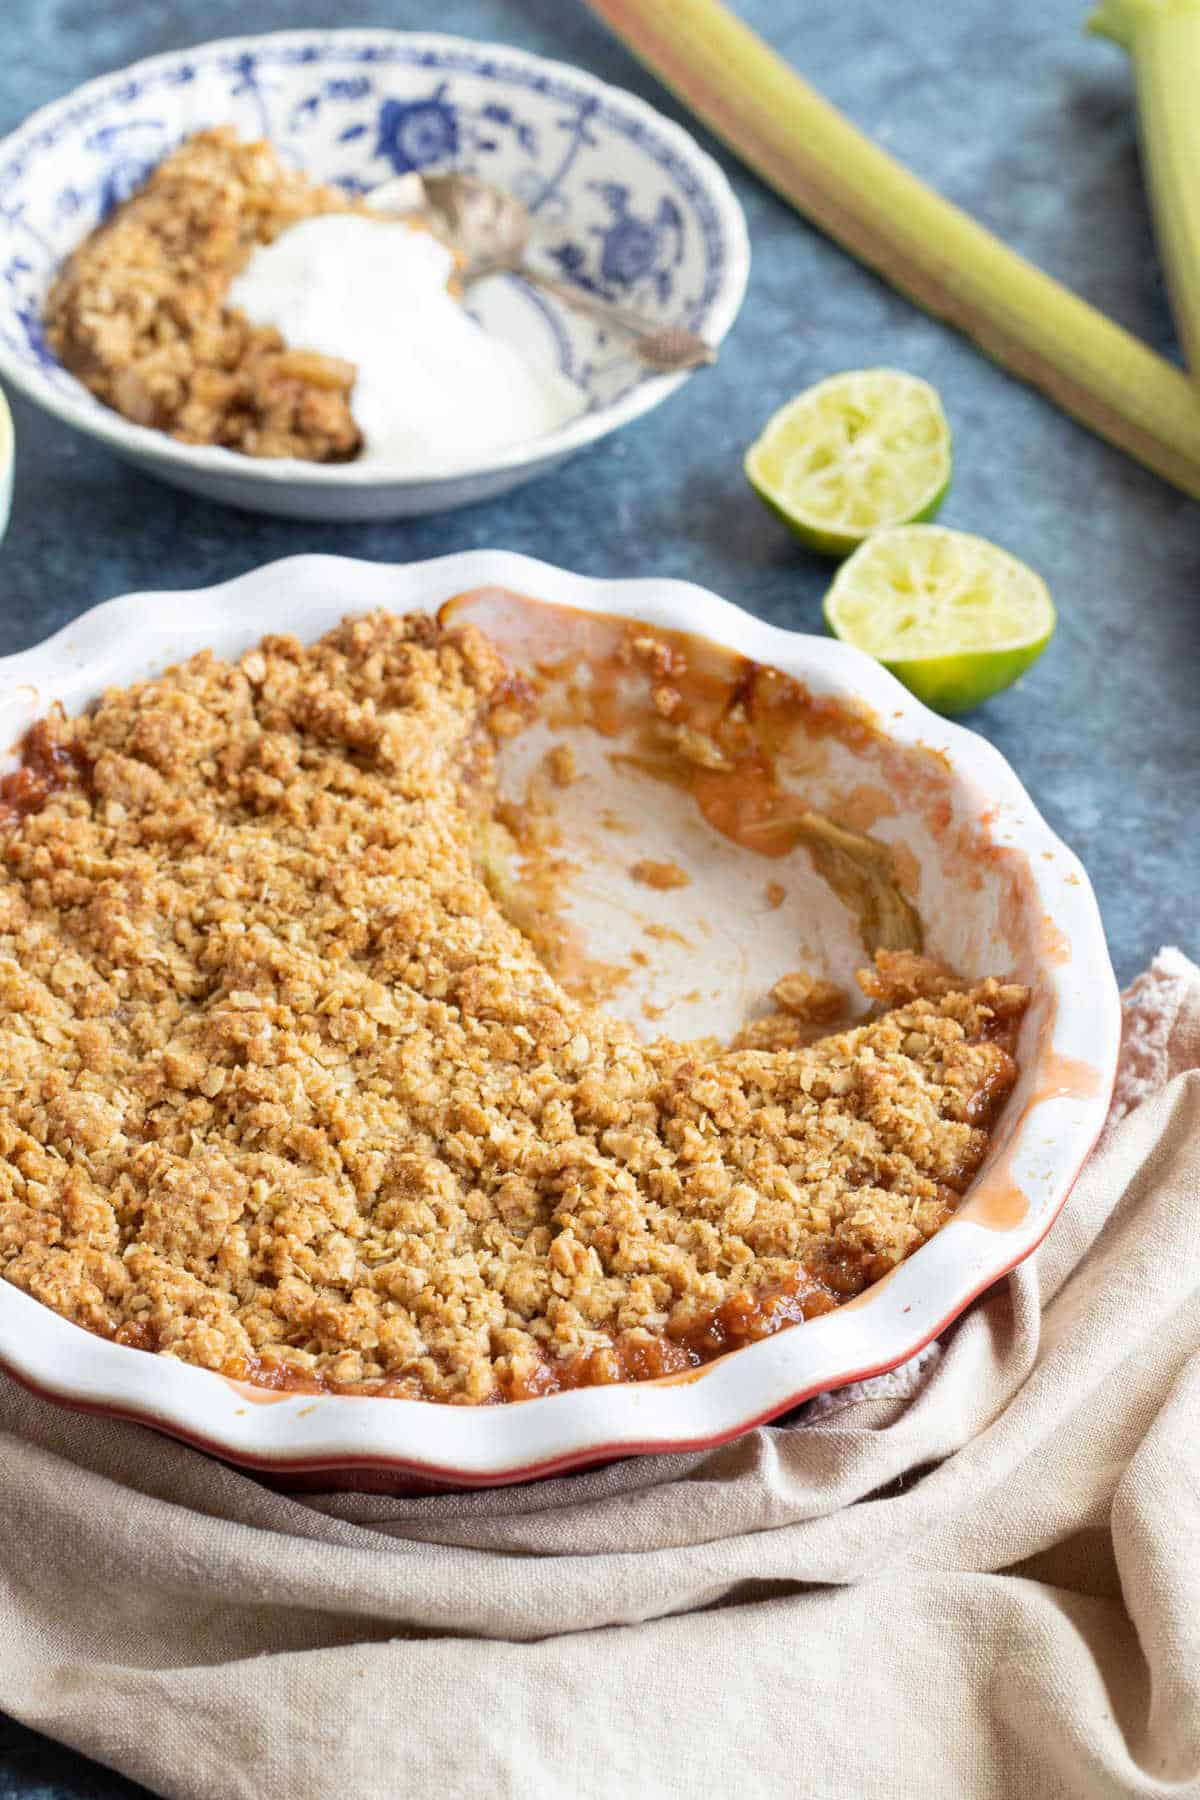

{"left": 0, "top": 31, "right": 748, "bottom": 518}
{"left": 0, "top": 552, "right": 1119, "bottom": 1488}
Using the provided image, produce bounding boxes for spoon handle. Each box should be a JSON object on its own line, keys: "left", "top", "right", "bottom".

{"left": 517, "top": 267, "right": 716, "bottom": 364}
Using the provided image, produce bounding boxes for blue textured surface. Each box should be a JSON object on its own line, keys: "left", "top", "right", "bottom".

{"left": 0, "top": 0, "right": 1197, "bottom": 1792}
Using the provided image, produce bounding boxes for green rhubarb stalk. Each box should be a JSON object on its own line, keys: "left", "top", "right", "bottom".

{"left": 584, "top": 0, "right": 1200, "bottom": 500}
{"left": 1090, "top": 0, "right": 1200, "bottom": 383}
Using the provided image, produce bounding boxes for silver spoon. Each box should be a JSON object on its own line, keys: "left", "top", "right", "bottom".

{"left": 365, "top": 171, "right": 717, "bottom": 374}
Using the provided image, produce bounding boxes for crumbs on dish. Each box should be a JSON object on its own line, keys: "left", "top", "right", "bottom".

{"left": 0, "top": 602, "right": 1028, "bottom": 1403}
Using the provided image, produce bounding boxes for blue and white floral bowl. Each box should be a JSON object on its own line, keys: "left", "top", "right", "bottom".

{"left": 0, "top": 31, "right": 750, "bottom": 519}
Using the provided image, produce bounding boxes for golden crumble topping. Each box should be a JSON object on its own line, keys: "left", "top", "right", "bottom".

{"left": 0, "top": 610, "right": 1028, "bottom": 1403}
{"left": 45, "top": 128, "right": 363, "bottom": 460}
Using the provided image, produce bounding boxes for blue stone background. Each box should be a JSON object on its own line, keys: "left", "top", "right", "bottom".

{"left": 0, "top": 0, "right": 1197, "bottom": 1792}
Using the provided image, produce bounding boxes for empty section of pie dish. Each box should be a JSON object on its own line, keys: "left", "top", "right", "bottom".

{"left": 0, "top": 553, "right": 1120, "bottom": 1486}
{"left": 0, "top": 31, "right": 749, "bottom": 518}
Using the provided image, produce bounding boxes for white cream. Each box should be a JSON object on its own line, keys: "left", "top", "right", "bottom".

{"left": 227, "top": 213, "right": 582, "bottom": 469}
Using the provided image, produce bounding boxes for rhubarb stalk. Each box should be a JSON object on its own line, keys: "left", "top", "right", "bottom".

{"left": 585, "top": 0, "right": 1200, "bottom": 500}
{"left": 1090, "top": 0, "right": 1200, "bottom": 383}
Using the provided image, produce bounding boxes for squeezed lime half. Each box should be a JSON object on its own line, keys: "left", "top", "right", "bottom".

{"left": 745, "top": 369, "right": 951, "bottom": 557}
{"left": 823, "top": 524, "right": 1056, "bottom": 715}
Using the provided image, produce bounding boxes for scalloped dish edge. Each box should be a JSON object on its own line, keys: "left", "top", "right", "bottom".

{"left": 0, "top": 551, "right": 1120, "bottom": 1486}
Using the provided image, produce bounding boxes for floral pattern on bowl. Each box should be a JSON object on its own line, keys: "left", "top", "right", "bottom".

{"left": 0, "top": 31, "right": 750, "bottom": 518}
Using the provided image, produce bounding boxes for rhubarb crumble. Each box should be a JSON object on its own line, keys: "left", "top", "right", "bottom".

{"left": 45, "top": 129, "right": 364, "bottom": 460}
{"left": 44, "top": 128, "right": 577, "bottom": 469}
{"left": 0, "top": 609, "right": 1028, "bottom": 1402}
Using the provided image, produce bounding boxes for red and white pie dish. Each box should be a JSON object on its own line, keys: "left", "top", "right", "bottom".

{"left": 0, "top": 551, "right": 1120, "bottom": 1488}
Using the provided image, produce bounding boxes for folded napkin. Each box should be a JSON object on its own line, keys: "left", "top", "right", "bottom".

{"left": 1, "top": 950, "right": 1197, "bottom": 1800}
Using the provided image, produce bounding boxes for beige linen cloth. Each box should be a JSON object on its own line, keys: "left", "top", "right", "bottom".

{"left": 0, "top": 950, "right": 1198, "bottom": 1800}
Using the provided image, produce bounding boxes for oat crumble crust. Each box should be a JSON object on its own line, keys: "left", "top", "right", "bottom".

{"left": 0, "top": 612, "right": 1028, "bottom": 1403}
{"left": 45, "top": 128, "right": 365, "bottom": 461}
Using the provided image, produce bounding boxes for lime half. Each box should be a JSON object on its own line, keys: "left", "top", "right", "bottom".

{"left": 823, "top": 525, "right": 1056, "bottom": 715}
{"left": 745, "top": 369, "right": 951, "bottom": 557}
